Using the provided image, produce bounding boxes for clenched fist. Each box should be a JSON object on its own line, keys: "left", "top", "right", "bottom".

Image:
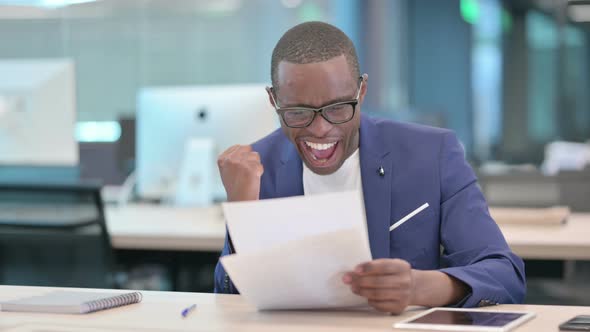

{"left": 217, "top": 145, "right": 264, "bottom": 202}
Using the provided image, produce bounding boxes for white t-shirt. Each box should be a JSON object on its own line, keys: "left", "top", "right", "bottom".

{"left": 303, "top": 148, "right": 363, "bottom": 196}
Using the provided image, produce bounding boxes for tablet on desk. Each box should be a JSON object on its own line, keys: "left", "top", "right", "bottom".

{"left": 393, "top": 308, "right": 536, "bottom": 332}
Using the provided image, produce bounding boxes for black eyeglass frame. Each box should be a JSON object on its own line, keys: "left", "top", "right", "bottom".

{"left": 268, "top": 76, "right": 365, "bottom": 128}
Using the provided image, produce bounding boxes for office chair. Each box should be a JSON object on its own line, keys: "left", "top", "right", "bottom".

{"left": 0, "top": 182, "right": 114, "bottom": 288}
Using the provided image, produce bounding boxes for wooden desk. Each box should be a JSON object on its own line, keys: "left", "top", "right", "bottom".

{"left": 105, "top": 204, "right": 590, "bottom": 260}
{"left": 1, "top": 286, "right": 589, "bottom": 332}
{"left": 498, "top": 213, "right": 590, "bottom": 260}
{"left": 105, "top": 204, "right": 226, "bottom": 252}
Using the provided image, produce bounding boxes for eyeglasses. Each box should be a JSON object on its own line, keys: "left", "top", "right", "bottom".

{"left": 268, "top": 77, "right": 364, "bottom": 128}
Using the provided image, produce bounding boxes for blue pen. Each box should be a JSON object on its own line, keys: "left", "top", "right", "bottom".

{"left": 181, "top": 304, "right": 197, "bottom": 318}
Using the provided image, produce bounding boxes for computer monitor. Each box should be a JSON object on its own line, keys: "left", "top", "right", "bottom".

{"left": 136, "top": 84, "right": 279, "bottom": 202}
{"left": 0, "top": 59, "right": 78, "bottom": 167}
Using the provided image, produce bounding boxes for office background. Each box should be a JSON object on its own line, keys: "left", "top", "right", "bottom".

{"left": 1, "top": 0, "right": 589, "bottom": 306}
{"left": 2, "top": 0, "right": 589, "bottom": 163}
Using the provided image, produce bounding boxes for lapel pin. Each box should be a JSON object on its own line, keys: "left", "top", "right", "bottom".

{"left": 378, "top": 166, "right": 385, "bottom": 177}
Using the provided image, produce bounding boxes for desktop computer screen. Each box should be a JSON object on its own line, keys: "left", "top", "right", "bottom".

{"left": 136, "top": 84, "right": 279, "bottom": 203}
{"left": 0, "top": 59, "right": 78, "bottom": 167}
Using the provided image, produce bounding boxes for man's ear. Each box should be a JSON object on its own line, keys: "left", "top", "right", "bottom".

{"left": 266, "top": 86, "right": 277, "bottom": 108}
{"left": 359, "top": 73, "right": 368, "bottom": 103}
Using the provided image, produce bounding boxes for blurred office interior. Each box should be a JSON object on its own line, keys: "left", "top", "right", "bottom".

{"left": 0, "top": 0, "right": 589, "bottom": 305}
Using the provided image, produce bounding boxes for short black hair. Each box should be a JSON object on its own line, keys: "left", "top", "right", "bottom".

{"left": 271, "top": 21, "right": 360, "bottom": 90}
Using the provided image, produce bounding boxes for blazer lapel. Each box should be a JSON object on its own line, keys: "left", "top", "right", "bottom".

{"left": 275, "top": 141, "right": 304, "bottom": 198}
{"left": 359, "top": 114, "right": 392, "bottom": 259}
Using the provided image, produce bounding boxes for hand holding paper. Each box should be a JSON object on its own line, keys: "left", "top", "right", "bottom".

{"left": 220, "top": 191, "right": 372, "bottom": 310}
{"left": 342, "top": 258, "right": 414, "bottom": 314}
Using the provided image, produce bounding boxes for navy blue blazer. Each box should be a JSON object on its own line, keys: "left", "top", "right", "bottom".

{"left": 214, "top": 114, "right": 526, "bottom": 307}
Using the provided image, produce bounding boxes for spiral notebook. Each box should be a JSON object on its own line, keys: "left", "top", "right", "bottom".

{"left": 0, "top": 291, "right": 143, "bottom": 314}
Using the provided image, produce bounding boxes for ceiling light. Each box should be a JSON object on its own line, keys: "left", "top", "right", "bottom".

{"left": 568, "top": 4, "right": 590, "bottom": 22}
{"left": 0, "top": 0, "right": 98, "bottom": 9}
{"left": 281, "top": 0, "right": 303, "bottom": 9}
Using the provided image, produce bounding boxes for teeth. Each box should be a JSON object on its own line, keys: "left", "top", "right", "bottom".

{"left": 305, "top": 141, "right": 336, "bottom": 151}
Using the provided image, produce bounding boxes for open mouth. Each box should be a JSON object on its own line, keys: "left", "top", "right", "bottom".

{"left": 300, "top": 140, "right": 340, "bottom": 169}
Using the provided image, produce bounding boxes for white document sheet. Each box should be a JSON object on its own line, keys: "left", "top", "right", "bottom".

{"left": 220, "top": 191, "right": 373, "bottom": 310}
{"left": 222, "top": 191, "right": 369, "bottom": 254}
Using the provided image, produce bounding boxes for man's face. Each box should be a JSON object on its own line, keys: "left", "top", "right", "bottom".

{"left": 270, "top": 55, "right": 367, "bottom": 175}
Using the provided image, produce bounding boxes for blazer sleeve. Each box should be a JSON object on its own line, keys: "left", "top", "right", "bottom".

{"left": 213, "top": 230, "right": 239, "bottom": 294}
{"left": 436, "top": 132, "right": 526, "bottom": 307}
